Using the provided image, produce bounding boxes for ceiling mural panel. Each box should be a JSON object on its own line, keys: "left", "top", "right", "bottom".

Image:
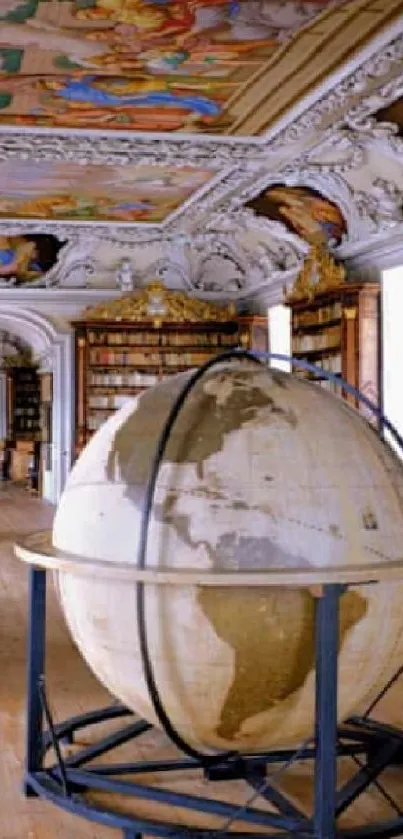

{"left": 0, "top": 159, "right": 216, "bottom": 222}
{"left": 0, "top": 233, "right": 64, "bottom": 285}
{"left": 0, "top": 0, "right": 344, "bottom": 134}
{"left": 0, "top": 2, "right": 402, "bottom": 307}
{"left": 246, "top": 184, "right": 347, "bottom": 246}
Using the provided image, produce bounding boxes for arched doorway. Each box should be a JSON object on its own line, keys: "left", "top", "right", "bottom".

{"left": 0, "top": 307, "right": 73, "bottom": 503}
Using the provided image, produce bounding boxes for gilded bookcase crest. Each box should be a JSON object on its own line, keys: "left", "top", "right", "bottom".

{"left": 81, "top": 281, "right": 236, "bottom": 326}
{"left": 284, "top": 246, "right": 346, "bottom": 304}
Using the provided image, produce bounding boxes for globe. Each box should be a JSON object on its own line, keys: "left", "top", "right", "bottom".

{"left": 53, "top": 360, "right": 403, "bottom": 752}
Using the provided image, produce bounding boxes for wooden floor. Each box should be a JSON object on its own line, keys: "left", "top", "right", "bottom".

{"left": 1, "top": 484, "right": 403, "bottom": 839}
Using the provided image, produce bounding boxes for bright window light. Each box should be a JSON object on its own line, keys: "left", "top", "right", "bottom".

{"left": 382, "top": 266, "right": 403, "bottom": 456}
{"left": 268, "top": 304, "right": 291, "bottom": 372}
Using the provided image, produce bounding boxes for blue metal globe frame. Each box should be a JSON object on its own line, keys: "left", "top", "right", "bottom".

{"left": 23, "top": 349, "right": 403, "bottom": 839}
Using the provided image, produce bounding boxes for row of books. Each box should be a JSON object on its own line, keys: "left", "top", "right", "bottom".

{"left": 317, "top": 353, "right": 342, "bottom": 374}
{"left": 14, "top": 419, "right": 39, "bottom": 430}
{"left": 293, "top": 325, "right": 340, "bottom": 353}
{"left": 297, "top": 353, "right": 342, "bottom": 376}
{"left": 14, "top": 407, "right": 39, "bottom": 417}
{"left": 89, "top": 350, "right": 213, "bottom": 367}
{"left": 12, "top": 373, "right": 38, "bottom": 382}
{"left": 293, "top": 301, "right": 342, "bottom": 329}
{"left": 87, "top": 331, "right": 238, "bottom": 348}
{"left": 88, "top": 371, "right": 159, "bottom": 387}
{"left": 89, "top": 394, "right": 134, "bottom": 410}
{"left": 316, "top": 378, "right": 342, "bottom": 394}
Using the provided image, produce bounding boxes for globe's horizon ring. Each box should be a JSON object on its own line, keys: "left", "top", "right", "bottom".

{"left": 15, "top": 530, "right": 403, "bottom": 587}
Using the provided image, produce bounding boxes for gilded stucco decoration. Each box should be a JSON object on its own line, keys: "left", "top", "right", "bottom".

{"left": 284, "top": 246, "right": 345, "bottom": 304}
{"left": 0, "top": 2, "right": 401, "bottom": 305}
{"left": 81, "top": 280, "right": 236, "bottom": 324}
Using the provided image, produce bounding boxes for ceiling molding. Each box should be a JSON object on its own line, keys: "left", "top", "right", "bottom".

{"left": 0, "top": 131, "right": 261, "bottom": 167}
{"left": 268, "top": 30, "right": 403, "bottom": 149}
{"left": 0, "top": 17, "right": 403, "bottom": 303}
{"left": 229, "top": 1, "right": 403, "bottom": 136}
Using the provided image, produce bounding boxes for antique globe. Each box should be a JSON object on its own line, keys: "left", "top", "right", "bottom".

{"left": 53, "top": 360, "right": 403, "bottom": 752}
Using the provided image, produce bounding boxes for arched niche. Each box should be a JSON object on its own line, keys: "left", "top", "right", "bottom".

{"left": 0, "top": 307, "right": 73, "bottom": 503}
{"left": 246, "top": 182, "right": 347, "bottom": 248}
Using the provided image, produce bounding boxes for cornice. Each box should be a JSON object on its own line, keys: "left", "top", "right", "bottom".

{"left": 0, "top": 130, "right": 261, "bottom": 167}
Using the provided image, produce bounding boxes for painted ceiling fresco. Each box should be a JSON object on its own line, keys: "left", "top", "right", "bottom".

{"left": 0, "top": 233, "right": 63, "bottom": 285}
{"left": 0, "top": 159, "right": 215, "bottom": 222}
{"left": 0, "top": 0, "right": 344, "bottom": 134}
{"left": 246, "top": 184, "right": 347, "bottom": 246}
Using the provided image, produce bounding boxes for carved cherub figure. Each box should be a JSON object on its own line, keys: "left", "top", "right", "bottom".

{"left": 116, "top": 257, "right": 135, "bottom": 291}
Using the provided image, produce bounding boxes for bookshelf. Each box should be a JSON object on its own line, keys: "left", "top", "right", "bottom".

{"left": 73, "top": 281, "right": 267, "bottom": 453}
{"left": 285, "top": 247, "right": 380, "bottom": 414}
{"left": 7, "top": 366, "right": 41, "bottom": 441}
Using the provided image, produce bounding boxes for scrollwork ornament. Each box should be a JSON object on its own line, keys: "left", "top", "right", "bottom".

{"left": 0, "top": 131, "right": 261, "bottom": 168}
{"left": 0, "top": 219, "right": 163, "bottom": 245}
{"left": 190, "top": 241, "right": 247, "bottom": 293}
{"left": 354, "top": 179, "right": 403, "bottom": 231}
{"left": 343, "top": 116, "right": 403, "bottom": 160}
{"left": 345, "top": 72, "right": 403, "bottom": 129}
{"left": 270, "top": 34, "right": 403, "bottom": 149}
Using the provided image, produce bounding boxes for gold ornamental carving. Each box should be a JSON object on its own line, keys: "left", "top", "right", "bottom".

{"left": 81, "top": 281, "right": 236, "bottom": 326}
{"left": 284, "top": 246, "right": 345, "bottom": 304}
{"left": 2, "top": 351, "right": 36, "bottom": 369}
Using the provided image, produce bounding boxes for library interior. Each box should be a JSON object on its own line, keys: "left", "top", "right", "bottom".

{"left": 1, "top": 2, "right": 403, "bottom": 837}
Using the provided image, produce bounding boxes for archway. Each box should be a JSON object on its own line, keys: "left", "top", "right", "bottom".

{"left": 0, "top": 307, "right": 73, "bottom": 503}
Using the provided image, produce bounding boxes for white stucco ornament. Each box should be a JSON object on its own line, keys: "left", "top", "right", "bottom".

{"left": 116, "top": 258, "right": 135, "bottom": 292}
{"left": 53, "top": 362, "right": 403, "bottom": 752}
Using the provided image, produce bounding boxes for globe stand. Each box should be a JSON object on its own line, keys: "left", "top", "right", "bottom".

{"left": 17, "top": 350, "right": 403, "bottom": 839}
{"left": 23, "top": 562, "right": 403, "bottom": 839}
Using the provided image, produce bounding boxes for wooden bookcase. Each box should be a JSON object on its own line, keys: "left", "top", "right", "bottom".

{"left": 73, "top": 282, "right": 267, "bottom": 453}
{"left": 285, "top": 248, "right": 380, "bottom": 414}
{"left": 6, "top": 366, "right": 41, "bottom": 441}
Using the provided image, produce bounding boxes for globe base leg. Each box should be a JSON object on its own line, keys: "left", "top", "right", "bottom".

{"left": 23, "top": 778, "right": 39, "bottom": 799}
{"left": 21, "top": 565, "right": 403, "bottom": 839}
{"left": 314, "top": 585, "right": 341, "bottom": 839}
{"left": 26, "top": 568, "right": 47, "bottom": 792}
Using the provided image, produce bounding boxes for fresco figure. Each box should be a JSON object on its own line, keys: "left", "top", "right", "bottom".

{"left": 0, "top": 0, "right": 342, "bottom": 131}
{"left": 0, "top": 159, "right": 214, "bottom": 224}
{"left": 0, "top": 236, "right": 40, "bottom": 279}
{"left": 248, "top": 185, "right": 347, "bottom": 246}
{"left": 73, "top": 0, "right": 328, "bottom": 46}
{"left": 0, "top": 234, "right": 63, "bottom": 284}
{"left": 43, "top": 74, "right": 221, "bottom": 115}
{"left": 0, "top": 71, "right": 232, "bottom": 130}
{"left": 0, "top": 21, "right": 109, "bottom": 65}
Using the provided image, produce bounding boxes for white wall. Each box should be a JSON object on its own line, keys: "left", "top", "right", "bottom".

{"left": 382, "top": 266, "right": 403, "bottom": 455}
{"left": 268, "top": 304, "right": 291, "bottom": 372}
